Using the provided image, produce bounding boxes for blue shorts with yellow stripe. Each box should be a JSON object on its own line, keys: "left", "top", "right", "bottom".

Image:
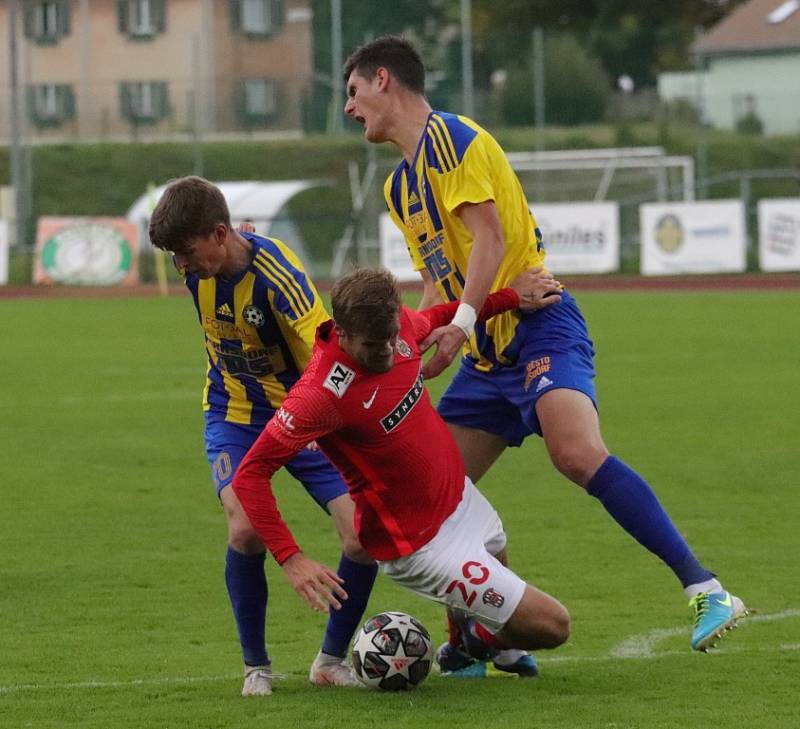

{"left": 437, "top": 291, "right": 596, "bottom": 447}
{"left": 204, "top": 414, "right": 347, "bottom": 511}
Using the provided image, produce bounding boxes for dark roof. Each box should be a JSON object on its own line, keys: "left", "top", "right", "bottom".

{"left": 692, "top": 0, "right": 800, "bottom": 55}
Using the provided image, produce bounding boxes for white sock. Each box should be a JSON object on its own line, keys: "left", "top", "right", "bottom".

{"left": 685, "top": 578, "right": 723, "bottom": 600}
{"left": 493, "top": 648, "right": 527, "bottom": 667}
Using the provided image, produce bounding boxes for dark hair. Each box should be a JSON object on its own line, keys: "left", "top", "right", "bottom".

{"left": 148, "top": 176, "right": 231, "bottom": 253}
{"left": 331, "top": 267, "right": 402, "bottom": 338}
{"left": 343, "top": 35, "right": 425, "bottom": 94}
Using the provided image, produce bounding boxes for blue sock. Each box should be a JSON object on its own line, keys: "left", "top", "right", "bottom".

{"left": 225, "top": 546, "right": 269, "bottom": 666}
{"left": 587, "top": 456, "right": 714, "bottom": 588}
{"left": 321, "top": 554, "right": 378, "bottom": 658}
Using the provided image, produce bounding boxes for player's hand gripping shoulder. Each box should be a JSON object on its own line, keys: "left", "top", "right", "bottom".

{"left": 511, "top": 267, "right": 563, "bottom": 311}
{"left": 281, "top": 552, "right": 348, "bottom": 613}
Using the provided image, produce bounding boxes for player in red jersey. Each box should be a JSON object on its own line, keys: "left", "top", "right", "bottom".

{"left": 232, "top": 268, "right": 569, "bottom": 656}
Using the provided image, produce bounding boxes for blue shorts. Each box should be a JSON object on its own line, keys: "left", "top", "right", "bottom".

{"left": 437, "top": 291, "right": 596, "bottom": 447}
{"left": 204, "top": 414, "right": 348, "bottom": 511}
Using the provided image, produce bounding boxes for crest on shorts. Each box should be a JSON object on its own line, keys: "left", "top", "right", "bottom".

{"left": 395, "top": 338, "right": 412, "bottom": 358}
{"left": 324, "top": 362, "right": 356, "bottom": 398}
{"left": 243, "top": 305, "right": 265, "bottom": 327}
{"left": 482, "top": 588, "right": 505, "bottom": 608}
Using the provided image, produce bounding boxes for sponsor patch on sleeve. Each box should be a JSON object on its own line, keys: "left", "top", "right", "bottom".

{"left": 274, "top": 407, "right": 296, "bottom": 433}
{"left": 323, "top": 362, "right": 356, "bottom": 398}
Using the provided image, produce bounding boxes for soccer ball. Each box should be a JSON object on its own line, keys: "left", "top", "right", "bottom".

{"left": 351, "top": 611, "right": 433, "bottom": 690}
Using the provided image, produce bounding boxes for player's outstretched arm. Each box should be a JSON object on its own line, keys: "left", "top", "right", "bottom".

{"left": 281, "top": 552, "right": 348, "bottom": 613}
{"left": 232, "top": 427, "right": 304, "bottom": 563}
{"left": 418, "top": 268, "right": 561, "bottom": 377}
{"left": 234, "top": 430, "right": 344, "bottom": 613}
{"left": 422, "top": 201, "right": 505, "bottom": 378}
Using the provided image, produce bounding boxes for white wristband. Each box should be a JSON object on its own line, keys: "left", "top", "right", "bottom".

{"left": 451, "top": 302, "right": 477, "bottom": 338}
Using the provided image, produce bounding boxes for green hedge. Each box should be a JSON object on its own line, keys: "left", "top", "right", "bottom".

{"left": 2, "top": 124, "right": 799, "bottom": 283}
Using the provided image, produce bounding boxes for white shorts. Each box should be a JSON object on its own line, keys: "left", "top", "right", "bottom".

{"left": 380, "top": 478, "right": 526, "bottom": 632}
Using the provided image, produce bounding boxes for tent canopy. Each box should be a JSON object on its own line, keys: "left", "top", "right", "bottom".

{"left": 127, "top": 180, "right": 327, "bottom": 271}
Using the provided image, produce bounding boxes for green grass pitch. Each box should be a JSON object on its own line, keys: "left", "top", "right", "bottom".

{"left": 1, "top": 289, "right": 798, "bottom": 729}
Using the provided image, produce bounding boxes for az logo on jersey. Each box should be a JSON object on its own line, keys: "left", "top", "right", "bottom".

{"left": 323, "top": 362, "right": 355, "bottom": 398}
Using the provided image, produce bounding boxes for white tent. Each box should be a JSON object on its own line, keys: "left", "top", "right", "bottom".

{"left": 126, "top": 180, "right": 327, "bottom": 273}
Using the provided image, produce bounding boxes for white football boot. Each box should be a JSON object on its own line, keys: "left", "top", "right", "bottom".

{"left": 309, "top": 651, "right": 361, "bottom": 687}
{"left": 242, "top": 664, "right": 272, "bottom": 696}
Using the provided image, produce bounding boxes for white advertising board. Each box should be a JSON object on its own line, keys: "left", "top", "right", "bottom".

{"left": 758, "top": 198, "right": 800, "bottom": 272}
{"left": 380, "top": 202, "right": 621, "bottom": 281}
{"left": 379, "top": 213, "right": 420, "bottom": 282}
{"left": 533, "top": 202, "right": 620, "bottom": 274}
{"left": 0, "top": 220, "right": 7, "bottom": 285}
{"left": 640, "top": 200, "right": 746, "bottom": 275}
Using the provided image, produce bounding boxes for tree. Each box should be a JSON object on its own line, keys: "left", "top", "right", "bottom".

{"left": 499, "top": 32, "right": 611, "bottom": 126}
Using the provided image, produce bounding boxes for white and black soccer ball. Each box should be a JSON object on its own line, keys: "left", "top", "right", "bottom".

{"left": 351, "top": 611, "right": 433, "bottom": 690}
{"left": 243, "top": 305, "right": 265, "bottom": 327}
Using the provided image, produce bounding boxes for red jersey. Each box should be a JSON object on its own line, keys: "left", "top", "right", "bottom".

{"left": 232, "top": 289, "right": 519, "bottom": 562}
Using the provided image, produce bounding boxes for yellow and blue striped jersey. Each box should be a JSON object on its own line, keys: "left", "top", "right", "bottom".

{"left": 384, "top": 111, "right": 546, "bottom": 371}
{"left": 185, "top": 233, "right": 327, "bottom": 425}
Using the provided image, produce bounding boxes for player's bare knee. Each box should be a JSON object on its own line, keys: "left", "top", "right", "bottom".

{"left": 508, "top": 588, "right": 570, "bottom": 649}
{"left": 541, "top": 603, "right": 571, "bottom": 647}
{"left": 549, "top": 443, "right": 605, "bottom": 487}
{"left": 225, "top": 508, "right": 263, "bottom": 553}
{"left": 228, "top": 525, "right": 262, "bottom": 554}
{"left": 516, "top": 605, "right": 569, "bottom": 649}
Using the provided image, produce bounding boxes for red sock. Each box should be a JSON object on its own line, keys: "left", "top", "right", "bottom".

{"left": 473, "top": 622, "right": 507, "bottom": 649}
{"left": 447, "top": 613, "right": 461, "bottom": 647}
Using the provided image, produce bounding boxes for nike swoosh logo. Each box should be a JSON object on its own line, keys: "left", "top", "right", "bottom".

{"left": 718, "top": 593, "right": 732, "bottom": 607}
{"left": 362, "top": 387, "right": 379, "bottom": 409}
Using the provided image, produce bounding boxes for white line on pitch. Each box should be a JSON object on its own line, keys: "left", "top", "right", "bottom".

{"left": 1, "top": 610, "right": 797, "bottom": 695}
{"left": 609, "top": 608, "right": 800, "bottom": 659}
{"left": 0, "top": 672, "right": 290, "bottom": 696}
{"left": 539, "top": 641, "right": 800, "bottom": 665}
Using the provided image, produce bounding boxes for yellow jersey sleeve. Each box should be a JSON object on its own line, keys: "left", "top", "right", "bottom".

{"left": 436, "top": 133, "right": 497, "bottom": 214}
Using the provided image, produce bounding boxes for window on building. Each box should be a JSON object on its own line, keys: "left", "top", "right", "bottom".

{"left": 24, "top": 1, "right": 71, "bottom": 45}
{"left": 733, "top": 93, "right": 764, "bottom": 135}
{"left": 117, "top": 0, "right": 167, "bottom": 39}
{"left": 231, "top": 0, "right": 284, "bottom": 38}
{"left": 27, "top": 84, "right": 75, "bottom": 127}
{"left": 36, "top": 2, "right": 59, "bottom": 36}
{"left": 120, "top": 81, "right": 170, "bottom": 123}
{"left": 239, "top": 79, "right": 279, "bottom": 124}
